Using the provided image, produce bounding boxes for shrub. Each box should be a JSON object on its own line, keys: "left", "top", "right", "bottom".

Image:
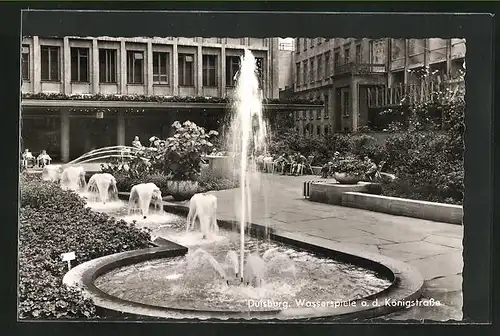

{"left": 197, "top": 169, "right": 238, "bottom": 193}
{"left": 19, "top": 177, "right": 152, "bottom": 319}
{"left": 335, "top": 154, "right": 373, "bottom": 177}
{"left": 163, "top": 121, "right": 218, "bottom": 181}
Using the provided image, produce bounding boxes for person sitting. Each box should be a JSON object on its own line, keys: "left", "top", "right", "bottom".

{"left": 149, "top": 136, "right": 160, "bottom": 148}
{"left": 132, "top": 136, "right": 143, "bottom": 149}
{"left": 364, "top": 156, "right": 378, "bottom": 180}
{"left": 37, "top": 150, "right": 52, "bottom": 168}
{"left": 273, "top": 153, "right": 289, "bottom": 174}
{"left": 21, "top": 149, "right": 35, "bottom": 169}
{"left": 291, "top": 153, "right": 307, "bottom": 175}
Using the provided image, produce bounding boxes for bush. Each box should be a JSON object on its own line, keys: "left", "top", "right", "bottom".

{"left": 380, "top": 130, "right": 463, "bottom": 204}
{"left": 19, "top": 177, "right": 152, "bottom": 319}
{"left": 197, "top": 169, "right": 238, "bottom": 193}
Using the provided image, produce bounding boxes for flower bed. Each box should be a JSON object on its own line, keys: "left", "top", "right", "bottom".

{"left": 21, "top": 92, "right": 324, "bottom": 105}
{"left": 113, "top": 168, "right": 238, "bottom": 196}
{"left": 18, "top": 174, "right": 151, "bottom": 319}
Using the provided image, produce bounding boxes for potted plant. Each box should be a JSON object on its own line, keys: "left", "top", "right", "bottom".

{"left": 333, "top": 154, "right": 371, "bottom": 184}
{"left": 162, "top": 121, "right": 218, "bottom": 201}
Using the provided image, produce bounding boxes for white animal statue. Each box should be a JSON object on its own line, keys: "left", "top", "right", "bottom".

{"left": 60, "top": 166, "right": 86, "bottom": 192}
{"left": 128, "top": 183, "right": 163, "bottom": 219}
{"left": 86, "top": 173, "right": 118, "bottom": 204}
{"left": 186, "top": 193, "right": 218, "bottom": 239}
{"left": 243, "top": 253, "right": 266, "bottom": 287}
{"left": 42, "top": 164, "right": 63, "bottom": 182}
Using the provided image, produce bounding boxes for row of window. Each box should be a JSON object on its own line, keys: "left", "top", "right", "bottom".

{"left": 302, "top": 123, "right": 331, "bottom": 137}
{"left": 295, "top": 38, "right": 331, "bottom": 52}
{"left": 21, "top": 45, "right": 264, "bottom": 88}
{"left": 296, "top": 45, "right": 362, "bottom": 85}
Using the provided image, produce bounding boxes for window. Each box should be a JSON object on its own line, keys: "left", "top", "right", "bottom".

{"left": 303, "top": 38, "right": 307, "bottom": 51}
{"left": 202, "top": 54, "right": 217, "bottom": 87}
{"left": 99, "top": 49, "right": 117, "bottom": 83}
{"left": 324, "top": 51, "right": 330, "bottom": 78}
{"left": 127, "top": 51, "right": 144, "bottom": 84}
{"left": 317, "top": 56, "right": 323, "bottom": 81}
{"left": 226, "top": 56, "right": 240, "bottom": 87}
{"left": 317, "top": 125, "right": 321, "bottom": 136}
{"left": 178, "top": 53, "right": 195, "bottom": 86}
{"left": 324, "top": 94, "right": 329, "bottom": 118}
{"left": 355, "top": 44, "right": 362, "bottom": 63}
{"left": 21, "top": 45, "right": 29, "bottom": 81}
{"left": 255, "top": 57, "right": 264, "bottom": 88}
{"left": 334, "top": 51, "right": 340, "bottom": 68}
{"left": 309, "top": 58, "right": 314, "bottom": 83}
{"left": 295, "top": 39, "right": 300, "bottom": 53}
{"left": 324, "top": 125, "right": 329, "bottom": 135}
{"left": 342, "top": 90, "right": 350, "bottom": 116}
{"left": 152, "top": 52, "right": 169, "bottom": 85}
{"left": 40, "top": 46, "right": 60, "bottom": 82}
{"left": 303, "top": 61, "right": 308, "bottom": 84}
{"left": 296, "top": 63, "right": 301, "bottom": 84}
{"left": 70, "top": 47, "right": 89, "bottom": 83}
{"left": 344, "top": 48, "right": 350, "bottom": 64}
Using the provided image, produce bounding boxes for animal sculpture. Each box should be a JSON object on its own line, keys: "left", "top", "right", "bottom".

{"left": 60, "top": 166, "right": 86, "bottom": 192}
{"left": 186, "top": 193, "right": 218, "bottom": 239}
{"left": 128, "top": 183, "right": 163, "bottom": 219}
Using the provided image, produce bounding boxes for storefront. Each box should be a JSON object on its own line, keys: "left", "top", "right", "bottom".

{"left": 21, "top": 99, "right": 322, "bottom": 162}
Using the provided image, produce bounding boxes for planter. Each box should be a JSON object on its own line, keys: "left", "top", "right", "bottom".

{"left": 166, "top": 180, "right": 199, "bottom": 201}
{"left": 334, "top": 172, "right": 362, "bottom": 185}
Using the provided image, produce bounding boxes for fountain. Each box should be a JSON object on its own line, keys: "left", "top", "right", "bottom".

{"left": 128, "top": 183, "right": 163, "bottom": 219}
{"left": 63, "top": 49, "right": 422, "bottom": 320}
{"left": 226, "top": 49, "right": 269, "bottom": 283}
{"left": 42, "top": 164, "right": 62, "bottom": 182}
{"left": 86, "top": 173, "right": 118, "bottom": 204}
{"left": 60, "top": 166, "right": 87, "bottom": 192}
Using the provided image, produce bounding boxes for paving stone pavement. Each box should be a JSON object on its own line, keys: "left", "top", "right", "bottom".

{"left": 207, "top": 173, "right": 463, "bottom": 321}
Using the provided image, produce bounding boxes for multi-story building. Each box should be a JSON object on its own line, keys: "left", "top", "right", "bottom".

{"left": 292, "top": 38, "right": 466, "bottom": 136}
{"left": 20, "top": 36, "right": 288, "bottom": 162}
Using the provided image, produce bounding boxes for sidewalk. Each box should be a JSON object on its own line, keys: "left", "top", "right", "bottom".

{"left": 208, "top": 173, "right": 463, "bottom": 320}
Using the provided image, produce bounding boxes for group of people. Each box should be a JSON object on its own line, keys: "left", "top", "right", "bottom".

{"left": 273, "top": 152, "right": 310, "bottom": 175}
{"left": 131, "top": 136, "right": 166, "bottom": 150}
{"left": 21, "top": 149, "right": 52, "bottom": 169}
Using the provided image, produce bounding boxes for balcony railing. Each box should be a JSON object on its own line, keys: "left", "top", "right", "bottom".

{"left": 367, "top": 79, "right": 465, "bottom": 108}
{"left": 334, "top": 62, "right": 387, "bottom": 76}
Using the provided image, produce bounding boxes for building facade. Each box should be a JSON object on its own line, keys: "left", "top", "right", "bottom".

{"left": 292, "top": 38, "right": 466, "bottom": 136}
{"left": 20, "top": 36, "right": 281, "bottom": 162}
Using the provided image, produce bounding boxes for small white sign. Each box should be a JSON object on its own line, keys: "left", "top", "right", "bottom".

{"left": 61, "top": 251, "right": 76, "bottom": 262}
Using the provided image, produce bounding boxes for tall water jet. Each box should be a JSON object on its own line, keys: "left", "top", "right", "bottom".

{"left": 227, "top": 49, "right": 269, "bottom": 283}
{"left": 86, "top": 173, "right": 118, "bottom": 204}
{"left": 60, "top": 166, "right": 87, "bottom": 192}
{"left": 128, "top": 183, "right": 163, "bottom": 219}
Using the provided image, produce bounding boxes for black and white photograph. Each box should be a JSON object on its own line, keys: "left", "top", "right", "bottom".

{"left": 18, "top": 10, "right": 471, "bottom": 323}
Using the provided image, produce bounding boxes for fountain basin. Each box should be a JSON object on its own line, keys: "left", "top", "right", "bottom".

{"left": 63, "top": 195, "right": 424, "bottom": 320}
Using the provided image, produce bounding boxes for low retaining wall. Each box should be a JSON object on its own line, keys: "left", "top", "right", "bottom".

{"left": 309, "top": 182, "right": 369, "bottom": 205}
{"left": 341, "top": 192, "right": 463, "bottom": 225}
